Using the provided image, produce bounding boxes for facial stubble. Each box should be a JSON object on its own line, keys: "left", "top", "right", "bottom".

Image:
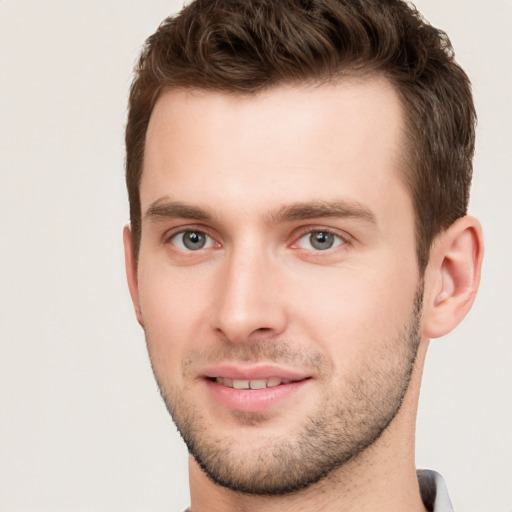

{"left": 148, "top": 284, "right": 424, "bottom": 496}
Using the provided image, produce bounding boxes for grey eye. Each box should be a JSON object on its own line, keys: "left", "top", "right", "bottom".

{"left": 172, "top": 230, "right": 213, "bottom": 251}
{"left": 296, "top": 230, "right": 344, "bottom": 251}
{"left": 309, "top": 231, "right": 335, "bottom": 250}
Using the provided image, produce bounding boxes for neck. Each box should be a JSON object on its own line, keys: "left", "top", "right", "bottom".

{"left": 188, "top": 341, "right": 430, "bottom": 512}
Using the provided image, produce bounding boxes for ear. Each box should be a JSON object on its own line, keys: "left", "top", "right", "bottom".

{"left": 422, "top": 216, "right": 484, "bottom": 339}
{"left": 123, "top": 225, "right": 144, "bottom": 327}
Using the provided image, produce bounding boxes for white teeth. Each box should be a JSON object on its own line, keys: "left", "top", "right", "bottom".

{"left": 215, "top": 377, "right": 292, "bottom": 389}
{"left": 232, "top": 379, "right": 250, "bottom": 389}
{"left": 266, "top": 377, "right": 282, "bottom": 388}
{"left": 249, "top": 379, "right": 267, "bottom": 390}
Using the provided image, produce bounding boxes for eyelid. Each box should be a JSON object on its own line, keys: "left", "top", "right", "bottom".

{"left": 163, "top": 223, "right": 211, "bottom": 240}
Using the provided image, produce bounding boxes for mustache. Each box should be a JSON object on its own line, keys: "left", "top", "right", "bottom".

{"left": 182, "top": 339, "right": 332, "bottom": 375}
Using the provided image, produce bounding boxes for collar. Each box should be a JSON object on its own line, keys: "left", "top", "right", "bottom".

{"left": 417, "top": 469, "right": 454, "bottom": 512}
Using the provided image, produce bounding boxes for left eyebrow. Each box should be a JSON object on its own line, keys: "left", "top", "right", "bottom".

{"left": 267, "top": 200, "right": 377, "bottom": 225}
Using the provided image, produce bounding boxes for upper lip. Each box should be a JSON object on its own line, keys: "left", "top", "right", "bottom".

{"left": 201, "top": 364, "right": 311, "bottom": 381}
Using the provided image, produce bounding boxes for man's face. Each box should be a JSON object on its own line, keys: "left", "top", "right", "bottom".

{"left": 129, "top": 78, "right": 424, "bottom": 494}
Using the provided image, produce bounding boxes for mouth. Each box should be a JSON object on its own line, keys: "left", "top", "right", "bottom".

{"left": 202, "top": 366, "right": 312, "bottom": 413}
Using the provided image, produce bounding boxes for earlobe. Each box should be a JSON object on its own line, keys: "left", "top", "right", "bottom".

{"left": 123, "top": 225, "right": 144, "bottom": 328}
{"left": 422, "top": 216, "right": 484, "bottom": 339}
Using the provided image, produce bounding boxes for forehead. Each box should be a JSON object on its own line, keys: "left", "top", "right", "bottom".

{"left": 141, "top": 77, "right": 410, "bottom": 224}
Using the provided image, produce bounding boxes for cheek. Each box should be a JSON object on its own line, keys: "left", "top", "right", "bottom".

{"left": 137, "top": 265, "right": 213, "bottom": 374}
{"left": 139, "top": 257, "right": 211, "bottom": 321}
{"left": 288, "top": 260, "right": 419, "bottom": 362}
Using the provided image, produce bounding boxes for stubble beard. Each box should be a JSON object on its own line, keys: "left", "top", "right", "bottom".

{"left": 149, "top": 285, "right": 424, "bottom": 496}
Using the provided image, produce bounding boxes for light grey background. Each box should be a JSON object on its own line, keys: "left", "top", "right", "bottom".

{"left": 0, "top": 1, "right": 510, "bottom": 511}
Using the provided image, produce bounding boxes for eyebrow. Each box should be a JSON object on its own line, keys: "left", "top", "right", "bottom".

{"left": 145, "top": 199, "right": 214, "bottom": 222}
{"left": 267, "top": 200, "right": 377, "bottom": 225}
{"left": 144, "top": 198, "right": 377, "bottom": 226}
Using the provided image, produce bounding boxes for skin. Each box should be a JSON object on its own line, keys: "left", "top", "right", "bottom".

{"left": 124, "top": 77, "right": 483, "bottom": 512}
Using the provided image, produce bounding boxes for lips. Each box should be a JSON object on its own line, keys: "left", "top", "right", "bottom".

{"left": 202, "top": 364, "right": 309, "bottom": 382}
{"left": 202, "top": 365, "right": 311, "bottom": 413}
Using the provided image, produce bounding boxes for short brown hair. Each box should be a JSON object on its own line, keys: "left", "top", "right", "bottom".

{"left": 125, "top": 0, "right": 476, "bottom": 271}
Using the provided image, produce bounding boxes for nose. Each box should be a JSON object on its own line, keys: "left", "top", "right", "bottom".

{"left": 211, "top": 245, "right": 288, "bottom": 343}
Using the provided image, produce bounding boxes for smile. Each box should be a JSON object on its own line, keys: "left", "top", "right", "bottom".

{"left": 204, "top": 369, "right": 311, "bottom": 413}
{"left": 214, "top": 377, "right": 294, "bottom": 389}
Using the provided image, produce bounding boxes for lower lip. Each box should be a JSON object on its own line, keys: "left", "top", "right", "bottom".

{"left": 205, "top": 379, "right": 310, "bottom": 413}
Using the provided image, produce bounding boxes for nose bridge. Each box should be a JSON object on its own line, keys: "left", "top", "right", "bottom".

{"left": 212, "top": 237, "right": 286, "bottom": 342}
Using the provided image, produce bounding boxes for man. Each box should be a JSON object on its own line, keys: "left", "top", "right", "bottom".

{"left": 122, "top": 1, "right": 483, "bottom": 510}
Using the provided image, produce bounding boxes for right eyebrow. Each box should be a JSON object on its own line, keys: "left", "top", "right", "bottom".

{"left": 144, "top": 199, "right": 213, "bottom": 222}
